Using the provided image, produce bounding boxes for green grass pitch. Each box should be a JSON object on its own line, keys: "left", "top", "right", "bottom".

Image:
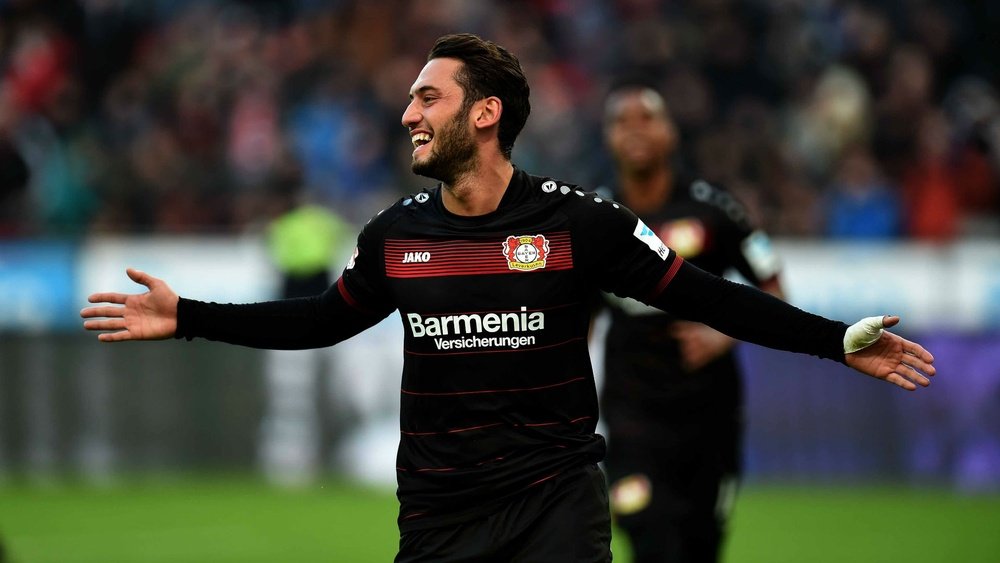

{"left": 1, "top": 476, "right": 998, "bottom": 562}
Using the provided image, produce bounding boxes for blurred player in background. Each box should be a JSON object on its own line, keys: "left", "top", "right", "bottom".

{"left": 598, "top": 84, "right": 784, "bottom": 562}
{"left": 82, "top": 34, "right": 935, "bottom": 562}
{"left": 258, "top": 154, "right": 351, "bottom": 486}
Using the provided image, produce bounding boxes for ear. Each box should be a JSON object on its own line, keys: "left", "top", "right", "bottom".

{"left": 472, "top": 96, "right": 502, "bottom": 130}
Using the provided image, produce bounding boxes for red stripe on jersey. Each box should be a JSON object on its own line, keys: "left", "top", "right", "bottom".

{"left": 526, "top": 471, "right": 561, "bottom": 488}
{"left": 336, "top": 277, "right": 362, "bottom": 310}
{"left": 521, "top": 416, "right": 593, "bottom": 428}
{"left": 385, "top": 232, "right": 573, "bottom": 278}
{"left": 648, "top": 256, "right": 684, "bottom": 300}
{"left": 400, "top": 416, "right": 593, "bottom": 438}
{"left": 401, "top": 376, "right": 586, "bottom": 397}
{"left": 401, "top": 422, "right": 505, "bottom": 437}
{"left": 337, "top": 276, "right": 387, "bottom": 317}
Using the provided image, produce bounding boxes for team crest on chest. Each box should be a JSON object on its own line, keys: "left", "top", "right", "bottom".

{"left": 503, "top": 235, "right": 549, "bottom": 271}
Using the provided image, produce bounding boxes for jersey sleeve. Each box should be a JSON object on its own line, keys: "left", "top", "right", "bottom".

{"left": 649, "top": 260, "right": 847, "bottom": 362}
{"left": 174, "top": 207, "right": 400, "bottom": 349}
{"left": 574, "top": 196, "right": 683, "bottom": 303}
{"left": 336, "top": 208, "right": 398, "bottom": 317}
{"left": 576, "top": 194, "right": 845, "bottom": 362}
{"left": 693, "top": 179, "right": 781, "bottom": 285}
{"left": 734, "top": 229, "right": 782, "bottom": 285}
{"left": 174, "top": 285, "right": 390, "bottom": 350}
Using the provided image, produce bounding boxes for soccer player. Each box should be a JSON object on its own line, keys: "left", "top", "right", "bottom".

{"left": 82, "top": 34, "right": 935, "bottom": 563}
{"left": 598, "top": 83, "right": 784, "bottom": 562}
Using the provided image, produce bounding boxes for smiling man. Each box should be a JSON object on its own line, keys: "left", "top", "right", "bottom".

{"left": 82, "top": 34, "right": 935, "bottom": 563}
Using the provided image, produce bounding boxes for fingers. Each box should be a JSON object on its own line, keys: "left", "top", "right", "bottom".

{"left": 881, "top": 315, "right": 900, "bottom": 329}
{"left": 882, "top": 354, "right": 933, "bottom": 391}
{"left": 884, "top": 366, "right": 930, "bottom": 391}
{"left": 903, "top": 340, "right": 935, "bottom": 365}
{"left": 98, "top": 330, "right": 134, "bottom": 342}
{"left": 88, "top": 269, "right": 158, "bottom": 303}
{"left": 126, "top": 268, "right": 157, "bottom": 288}
{"left": 80, "top": 305, "right": 125, "bottom": 319}
{"left": 884, "top": 373, "right": 917, "bottom": 391}
{"left": 83, "top": 318, "right": 126, "bottom": 332}
{"left": 87, "top": 292, "right": 129, "bottom": 305}
{"left": 83, "top": 317, "right": 135, "bottom": 342}
{"left": 897, "top": 336, "right": 935, "bottom": 376}
{"left": 902, "top": 352, "right": 935, "bottom": 377}
{"left": 897, "top": 362, "right": 932, "bottom": 387}
{"left": 83, "top": 268, "right": 160, "bottom": 343}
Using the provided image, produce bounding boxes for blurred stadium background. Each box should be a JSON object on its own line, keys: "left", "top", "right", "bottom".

{"left": 1, "top": 0, "right": 999, "bottom": 561}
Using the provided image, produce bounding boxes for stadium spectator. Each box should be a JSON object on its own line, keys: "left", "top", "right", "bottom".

{"left": 900, "top": 110, "right": 961, "bottom": 240}
{"left": 0, "top": 1, "right": 996, "bottom": 239}
{"left": 824, "top": 144, "right": 902, "bottom": 239}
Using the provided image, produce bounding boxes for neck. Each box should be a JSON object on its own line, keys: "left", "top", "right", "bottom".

{"left": 441, "top": 156, "right": 515, "bottom": 216}
{"left": 618, "top": 163, "right": 674, "bottom": 215}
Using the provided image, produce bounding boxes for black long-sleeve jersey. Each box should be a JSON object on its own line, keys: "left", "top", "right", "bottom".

{"left": 599, "top": 175, "right": 782, "bottom": 419}
{"left": 175, "top": 168, "right": 848, "bottom": 531}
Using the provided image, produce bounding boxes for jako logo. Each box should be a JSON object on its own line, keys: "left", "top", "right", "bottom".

{"left": 402, "top": 251, "right": 431, "bottom": 263}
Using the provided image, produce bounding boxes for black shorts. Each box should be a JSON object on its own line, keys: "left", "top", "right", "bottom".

{"left": 604, "top": 413, "right": 742, "bottom": 563}
{"left": 395, "top": 464, "right": 612, "bottom": 563}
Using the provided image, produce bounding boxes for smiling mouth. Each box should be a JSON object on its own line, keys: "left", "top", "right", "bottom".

{"left": 411, "top": 132, "right": 432, "bottom": 149}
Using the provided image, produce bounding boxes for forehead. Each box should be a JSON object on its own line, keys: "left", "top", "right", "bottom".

{"left": 409, "top": 57, "right": 464, "bottom": 96}
{"left": 606, "top": 88, "right": 667, "bottom": 120}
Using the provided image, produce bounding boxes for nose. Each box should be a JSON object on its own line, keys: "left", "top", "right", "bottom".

{"left": 401, "top": 99, "right": 420, "bottom": 129}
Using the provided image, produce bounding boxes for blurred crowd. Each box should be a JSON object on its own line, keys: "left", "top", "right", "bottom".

{"left": 1, "top": 0, "right": 999, "bottom": 239}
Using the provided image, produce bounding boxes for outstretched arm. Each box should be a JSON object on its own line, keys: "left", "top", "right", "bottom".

{"left": 650, "top": 261, "right": 935, "bottom": 391}
{"left": 81, "top": 268, "right": 179, "bottom": 341}
{"left": 669, "top": 277, "right": 786, "bottom": 372}
{"left": 82, "top": 268, "right": 393, "bottom": 349}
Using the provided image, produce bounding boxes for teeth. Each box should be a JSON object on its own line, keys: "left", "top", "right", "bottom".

{"left": 411, "top": 133, "right": 432, "bottom": 148}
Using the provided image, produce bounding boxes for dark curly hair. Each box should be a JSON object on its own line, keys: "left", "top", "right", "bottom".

{"left": 428, "top": 34, "right": 531, "bottom": 160}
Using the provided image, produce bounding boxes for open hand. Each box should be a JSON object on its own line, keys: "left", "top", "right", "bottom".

{"left": 844, "top": 316, "right": 936, "bottom": 391}
{"left": 81, "top": 268, "right": 179, "bottom": 342}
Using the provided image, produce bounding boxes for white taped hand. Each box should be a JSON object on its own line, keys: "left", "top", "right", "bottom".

{"left": 843, "top": 316, "right": 886, "bottom": 354}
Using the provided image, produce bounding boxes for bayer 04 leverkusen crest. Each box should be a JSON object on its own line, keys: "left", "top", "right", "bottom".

{"left": 503, "top": 234, "right": 549, "bottom": 271}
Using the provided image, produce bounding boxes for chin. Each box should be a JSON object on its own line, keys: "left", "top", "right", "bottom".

{"left": 412, "top": 161, "right": 443, "bottom": 182}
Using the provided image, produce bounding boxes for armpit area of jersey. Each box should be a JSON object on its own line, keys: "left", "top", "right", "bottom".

{"left": 651, "top": 260, "right": 848, "bottom": 362}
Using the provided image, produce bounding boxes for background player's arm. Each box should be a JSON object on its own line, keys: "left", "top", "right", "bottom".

{"left": 654, "top": 261, "right": 934, "bottom": 390}
{"left": 669, "top": 183, "right": 789, "bottom": 372}
{"left": 670, "top": 277, "right": 784, "bottom": 371}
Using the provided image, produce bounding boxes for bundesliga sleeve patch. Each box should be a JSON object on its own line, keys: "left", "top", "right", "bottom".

{"left": 633, "top": 219, "right": 672, "bottom": 261}
{"left": 740, "top": 229, "right": 781, "bottom": 280}
{"left": 345, "top": 247, "right": 359, "bottom": 269}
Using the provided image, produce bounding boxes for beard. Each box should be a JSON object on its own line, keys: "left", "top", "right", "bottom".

{"left": 411, "top": 107, "right": 478, "bottom": 185}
